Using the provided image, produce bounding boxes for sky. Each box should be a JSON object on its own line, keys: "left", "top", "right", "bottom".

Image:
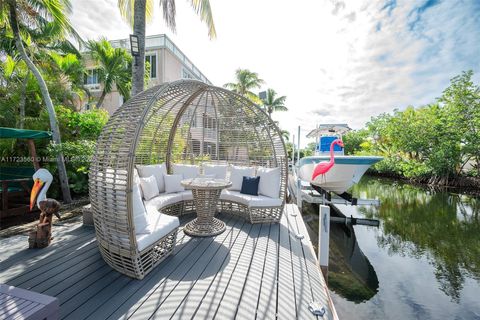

{"left": 69, "top": 0, "right": 480, "bottom": 147}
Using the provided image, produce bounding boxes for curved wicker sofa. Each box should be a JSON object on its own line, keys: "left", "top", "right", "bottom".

{"left": 89, "top": 80, "right": 288, "bottom": 279}
{"left": 157, "top": 165, "right": 285, "bottom": 224}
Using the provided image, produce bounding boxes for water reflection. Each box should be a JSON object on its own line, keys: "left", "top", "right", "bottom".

{"left": 302, "top": 203, "right": 379, "bottom": 303}
{"left": 329, "top": 215, "right": 379, "bottom": 302}
{"left": 354, "top": 177, "right": 480, "bottom": 303}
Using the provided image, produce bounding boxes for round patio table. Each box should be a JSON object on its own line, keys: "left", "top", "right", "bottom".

{"left": 181, "top": 178, "right": 232, "bottom": 237}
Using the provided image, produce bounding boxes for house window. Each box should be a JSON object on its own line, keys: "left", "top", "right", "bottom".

{"left": 84, "top": 69, "right": 99, "bottom": 85}
{"left": 145, "top": 54, "right": 157, "bottom": 78}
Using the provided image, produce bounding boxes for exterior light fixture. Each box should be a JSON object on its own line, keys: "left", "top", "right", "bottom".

{"left": 258, "top": 91, "right": 267, "bottom": 100}
{"left": 129, "top": 34, "right": 140, "bottom": 56}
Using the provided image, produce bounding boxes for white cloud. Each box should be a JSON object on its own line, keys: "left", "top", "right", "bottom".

{"left": 69, "top": 0, "right": 480, "bottom": 147}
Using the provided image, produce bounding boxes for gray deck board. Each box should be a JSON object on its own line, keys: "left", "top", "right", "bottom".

{"left": 291, "top": 206, "right": 336, "bottom": 320}
{"left": 149, "top": 219, "right": 246, "bottom": 320}
{"left": 277, "top": 211, "right": 298, "bottom": 319}
{"left": 0, "top": 220, "right": 91, "bottom": 267}
{"left": 256, "top": 220, "right": 280, "bottom": 319}
{"left": 286, "top": 204, "right": 318, "bottom": 320}
{"left": 8, "top": 245, "right": 100, "bottom": 288}
{"left": 127, "top": 218, "right": 244, "bottom": 320}
{"left": 0, "top": 205, "right": 336, "bottom": 320}
{"left": 235, "top": 223, "right": 271, "bottom": 319}
{"left": 192, "top": 222, "right": 260, "bottom": 320}
{"left": 212, "top": 222, "right": 263, "bottom": 320}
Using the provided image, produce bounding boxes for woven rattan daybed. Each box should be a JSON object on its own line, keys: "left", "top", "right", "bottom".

{"left": 89, "top": 80, "right": 288, "bottom": 279}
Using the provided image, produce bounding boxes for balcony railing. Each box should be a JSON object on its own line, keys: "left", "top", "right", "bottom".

{"left": 109, "top": 34, "right": 211, "bottom": 85}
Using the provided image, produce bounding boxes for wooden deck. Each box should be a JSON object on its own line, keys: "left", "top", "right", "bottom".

{"left": 0, "top": 204, "right": 337, "bottom": 320}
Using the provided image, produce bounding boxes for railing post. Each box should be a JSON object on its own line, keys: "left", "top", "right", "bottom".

{"left": 296, "top": 178, "right": 302, "bottom": 210}
{"left": 319, "top": 205, "right": 330, "bottom": 280}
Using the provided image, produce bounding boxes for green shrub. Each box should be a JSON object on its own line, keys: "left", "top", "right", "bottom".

{"left": 46, "top": 140, "right": 96, "bottom": 196}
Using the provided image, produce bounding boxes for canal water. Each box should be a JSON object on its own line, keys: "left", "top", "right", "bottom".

{"left": 301, "top": 176, "right": 480, "bottom": 320}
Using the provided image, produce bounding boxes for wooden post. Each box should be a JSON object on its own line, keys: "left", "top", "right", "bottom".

{"left": 27, "top": 139, "right": 40, "bottom": 171}
{"left": 319, "top": 205, "right": 330, "bottom": 280}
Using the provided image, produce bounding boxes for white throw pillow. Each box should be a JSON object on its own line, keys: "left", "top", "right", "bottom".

{"left": 257, "top": 167, "right": 281, "bottom": 198}
{"left": 164, "top": 174, "right": 185, "bottom": 194}
{"left": 203, "top": 164, "right": 228, "bottom": 179}
{"left": 136, "top": 163, "right": 167, "bottom": 193}
{"left": 172, "top": 164, "right": 200, "bottom": 179}
{"left": 229, "top": 165, "right": 255, "bottom": 191}
{"left": 132, "top": 183, "right": 151, "bottom": 234}
{"left": 140, "top": 175, "right": 160, "bottom": 200}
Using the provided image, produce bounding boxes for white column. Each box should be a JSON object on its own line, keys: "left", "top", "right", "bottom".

{"left": 319, "top": 205, "right": 330, "bottom": 278}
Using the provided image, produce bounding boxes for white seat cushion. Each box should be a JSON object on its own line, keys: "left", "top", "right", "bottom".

{"left": 229, "top": 165, "right": 255, "bottom": 191}
{"left": 137, "top": 163, "right": 167, "bottom": 193}
{"left": 247, "top": 194, "right": 283, "bottom": 207}
{"left": 172, "top": 164, "right": 200, "bottom": 179}
{"left": 144, "top": 192, "right": 183, "bottom": 210}
{"left": 181, "top": 190, "right": 193, "bottom": 201}
{"left": 136, "top": 211, "right": 179, "bottom": 251}
{"left": 220, "top": 190, "right": 282, "bottom": 208}
{"left": 203, "top": 164, "right": 228, "bottom": 179}
{"left": 220, "top": 190, "right": 250, "bottom": 206}
{"left": 257, "top": 167, "right": 281, "bottom": 198}
{"left": 132, "top": 183, "right": 151, "bottom": 234}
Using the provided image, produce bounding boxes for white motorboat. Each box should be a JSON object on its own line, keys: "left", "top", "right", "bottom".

{"left": 296, "top": 124, "right": 382, "bottom": 194}
{"left": 298, "top": 155, "right": 383, "bottom": 194}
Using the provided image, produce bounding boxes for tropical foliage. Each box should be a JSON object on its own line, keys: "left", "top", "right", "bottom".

{"left": 343, "top": 71, "right": 480, "bottom": 184}
{"left": 224, "top": 69, "right": 264, "bottom": 103}
{"left": 86, "top": 39, "right": 132, "bottom": 108}
{"left": 261, "top": 88, "right": 287, "bottom": 118}
{"left": 0, "top": 2, "right": 113, "bottom": 198}
{"left": 1, "top": 0, "right": 85, "bottom": 202}
{"left": 117, "top": 0, "right": 216, "bottom": 96}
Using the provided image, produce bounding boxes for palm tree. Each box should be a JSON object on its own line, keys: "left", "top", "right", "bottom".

{"left": 281, "top": 130, "right": 290, "bottom": 141}
{"left": 49, "top": 52, "right": 87, "bottom": 105}
{"left": 261, "top": 88, "right": 287, "bottom": 118}
{"left": 4, "top": 0, "right": 74, "bottom": 202}
{"left": 86, "top": 39, "right": 132, "bottom": 108}
{"left": 224, "top": 69, "right": 264, "bottom": 103}
{"left": 118, "top": 0, "right": 216, "bottom": 97}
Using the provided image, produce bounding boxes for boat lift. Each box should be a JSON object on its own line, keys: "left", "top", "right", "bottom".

{"left": 291, "top": 126, "right": 380, "bottom": 276}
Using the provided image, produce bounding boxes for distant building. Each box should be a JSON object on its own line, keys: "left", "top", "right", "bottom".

{"left": 81, "top": 34, "right": 211, "bottom": 114}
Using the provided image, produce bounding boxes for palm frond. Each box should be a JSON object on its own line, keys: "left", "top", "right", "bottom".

{"left": 159, "top": 0, "right": 176, "bottom": 32}
{"left": 190, "top": 0, "right": 216, "bottom": 39}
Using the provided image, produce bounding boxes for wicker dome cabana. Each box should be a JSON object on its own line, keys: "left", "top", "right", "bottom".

{"left": 89, "top": 80, "right": 288, "bottom": 279}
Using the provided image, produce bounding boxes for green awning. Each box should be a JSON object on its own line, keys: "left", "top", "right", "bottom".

{"left": 0, "top": 127, "right": 52, "bottom": 139}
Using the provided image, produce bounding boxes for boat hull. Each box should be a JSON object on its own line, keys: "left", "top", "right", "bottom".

{"left": 297, "top": 156, "right": 383, "bottom": 194}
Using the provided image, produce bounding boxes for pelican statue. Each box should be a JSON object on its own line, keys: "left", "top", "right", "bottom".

{"left": 29, "top": 168, "right": 61, "bottom": 248}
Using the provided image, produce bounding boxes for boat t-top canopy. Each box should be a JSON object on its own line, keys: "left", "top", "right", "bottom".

{"left": 0, "top": 127, "right": 52, "bottom": 140}
{"left": 306, "top": 124, "right": 351, "bottom": 138}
